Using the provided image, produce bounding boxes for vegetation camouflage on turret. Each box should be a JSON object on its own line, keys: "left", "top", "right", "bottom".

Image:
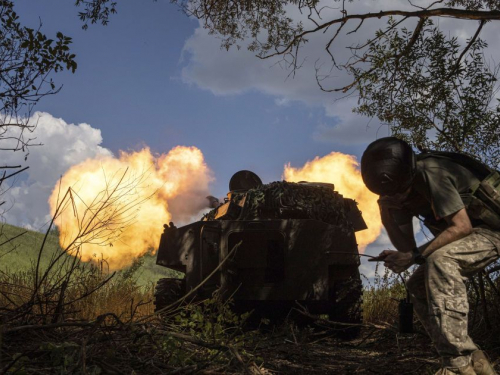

{"left": 204, "top": 181, "right": 352, "bottom": 233}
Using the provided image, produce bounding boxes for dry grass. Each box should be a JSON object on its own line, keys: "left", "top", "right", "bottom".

{"left": 0, "top": 261, "right": 155, "bottom": 323}
{"left": 3, "top": 251, "right": 500, "bottom": 373}
{"left": 0, "top": 265, "right": 262, "bottom": 374}
{"left": 362, "top": 265, "right": 408, "bottom": 326}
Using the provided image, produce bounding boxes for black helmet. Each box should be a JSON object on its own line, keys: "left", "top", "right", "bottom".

{"left": 361, "top": 137, "right": 416, "bottom": 196}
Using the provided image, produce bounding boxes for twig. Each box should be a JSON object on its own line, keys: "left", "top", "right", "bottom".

{"left": 0, "top": 230, "right": 27, "bottom": 248}
{"left": 293, "top": 308, "right": 392, "bottom": 331}
{"left": 228, "top": 345, "right": 253, "bottom": 375}
{"left": 394, "top": 17, "right": 427, "bottom": 61}
{"left": 163, "top": 331, "right": 227, "bottom": 351}
{"left": 449, "top": 20, "right": 485, "bottom": 78}
{"left": 3, "top": 321, "right": 93, "bottom": 334}
{"left": 137, "top": 241, "right": 243, "bottom": 322}
{"left": 0, "top": 166, "right": 29, "bottom": 183}
{"left": 354, "top": 327, "right": 378, "bottom": 347}
{"left": 3, "top": 312, "right": 124, "bottom": 334}
{"left": 0, "top": 165, "right": 21, "bottom": 169}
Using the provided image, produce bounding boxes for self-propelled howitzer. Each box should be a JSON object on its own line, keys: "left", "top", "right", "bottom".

{"left": 155, "top": 170, "right": 367, "bottom": 329}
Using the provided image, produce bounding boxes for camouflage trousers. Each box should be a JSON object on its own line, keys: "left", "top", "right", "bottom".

{"left": 407, "top": 228, "right": 499, "bottom": 368}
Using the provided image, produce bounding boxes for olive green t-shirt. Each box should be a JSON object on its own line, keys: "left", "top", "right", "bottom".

{"left": 380, "top": 156, "right": 481, "bottom": 234}
{"left": 379, "top": 155, "right": 500, "bottom": 249}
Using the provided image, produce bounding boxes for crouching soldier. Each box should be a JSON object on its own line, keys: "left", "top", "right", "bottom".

{"left": 361, "top": 137, "right": 500, "bottom": 375}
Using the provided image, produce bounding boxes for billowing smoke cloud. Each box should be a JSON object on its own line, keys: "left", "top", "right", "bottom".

{"left": 49, "top": 145, "right": 213, "bottom": 270}
{"left": 1, "top": 112, "right": 112, "bottom": 229}
{"left": 156, "top": 147, "right": 214, "bottom": 224}
{"left": 283, "top": 152, "right": 382, "bottom": 251}
{"left": 1, "top": 112, "right": 214, "bottom": 252}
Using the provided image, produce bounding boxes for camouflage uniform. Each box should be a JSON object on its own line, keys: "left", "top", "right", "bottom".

{"left": 381, "top": 156, "right": 500, "bottom": 368}
{"left": 407, "top": 228, "right": 499, "bottom": 368}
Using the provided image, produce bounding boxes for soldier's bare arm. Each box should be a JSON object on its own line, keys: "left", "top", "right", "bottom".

{"left": 374, "top": 199, "right": 417, "bottom": 271}
{"left": 382, "top": 209, "right": 473, "bottom": 272}
{"left": 420, "top": 208, "right": 472, "bottom": 258}
{"left": 380, "top": 206, "right": 416, "bottom": 253}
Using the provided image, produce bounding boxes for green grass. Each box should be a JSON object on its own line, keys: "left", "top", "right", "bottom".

{"left": 0, "top": 223, "right": 180, "bottom": 286}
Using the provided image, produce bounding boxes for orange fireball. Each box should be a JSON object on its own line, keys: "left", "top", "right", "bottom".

{"left": 283, "top": 152, "right": 382, "bottom": 252}
{"left": 49, "top": 146, "right": 212, "bottom": 270}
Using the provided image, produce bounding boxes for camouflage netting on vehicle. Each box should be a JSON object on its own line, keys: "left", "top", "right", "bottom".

{"left": 204, "top": 181, "right": 352, "bottom": 232}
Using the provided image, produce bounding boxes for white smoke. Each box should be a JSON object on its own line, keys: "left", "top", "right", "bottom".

{"left": 0, "top": 112, "right": 112, "bottom": 230}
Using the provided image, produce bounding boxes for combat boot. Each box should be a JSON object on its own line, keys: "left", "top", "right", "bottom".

{"left": 434, "top": 363, "right": 476, "bottom": 375}
{"left": 472, "top": 350, "right": 497, "bottom": 375}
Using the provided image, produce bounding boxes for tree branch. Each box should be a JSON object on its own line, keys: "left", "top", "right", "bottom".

{"left": 264, "top": 8, "right": 500, "bottom": 59}
{"left": 449, "top": 19, "right": 486, "bottom": 77}
{"left": 0, "top": 166, "right": 29, "bottom": 182}
{"left": 395, "top": 16, "right": 427, "bottom": 60}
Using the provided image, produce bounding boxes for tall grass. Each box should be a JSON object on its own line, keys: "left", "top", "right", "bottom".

{"left": 362, "top": 265, "right": 408, "bottom": 326}
{"left": 0, "top": 261, "right": 155, "bottom": 323}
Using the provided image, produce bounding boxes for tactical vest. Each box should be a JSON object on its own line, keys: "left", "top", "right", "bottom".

{"left": 418, "top": 151, "right": 500, "bottom": 230}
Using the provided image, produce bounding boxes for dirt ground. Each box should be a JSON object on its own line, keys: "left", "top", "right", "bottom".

{"left": 3, "top": 317, "right": 500, "bottom": 374}
{"left": 252, "top": 327, "right": 500, "bottom": 375}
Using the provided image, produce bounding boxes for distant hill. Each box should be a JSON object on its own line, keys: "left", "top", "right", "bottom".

{"left": 0, "top": 223, "right": 180, "bottom": 286}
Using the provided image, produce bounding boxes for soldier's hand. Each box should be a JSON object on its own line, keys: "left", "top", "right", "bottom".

{"left": 368, "top": 250, "right": 390, "bottom": 262}
{"left": 382, "top": 250, "right": 413, "bottom": 273}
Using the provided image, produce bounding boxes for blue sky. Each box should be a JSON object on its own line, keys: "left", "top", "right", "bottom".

{"left": 7, "top": 1, "right": 499, "bottom": 275}
{"left": 15, "top": 0, "right": 370, "bottom": 191}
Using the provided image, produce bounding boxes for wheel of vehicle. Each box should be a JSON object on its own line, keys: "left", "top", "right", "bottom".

{"left": 329, "top": 269, "right": 363, "bottom": 339}
{"left": 154, "top": 278, "right": 185, "bottom": 313}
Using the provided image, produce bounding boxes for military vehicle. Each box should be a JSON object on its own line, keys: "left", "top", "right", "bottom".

{"left": 155, "top": 170, "right": 367, "bottom": 327}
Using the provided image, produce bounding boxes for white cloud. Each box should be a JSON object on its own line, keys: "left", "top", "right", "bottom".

{"left": 180, "top": 0, "right": 500, "bottom": 144}
{"left": 312, "top": 98, "right": 393, "bottom": 144}
{"left": 1, "top": 112, "right": 112, "bottom": 230}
